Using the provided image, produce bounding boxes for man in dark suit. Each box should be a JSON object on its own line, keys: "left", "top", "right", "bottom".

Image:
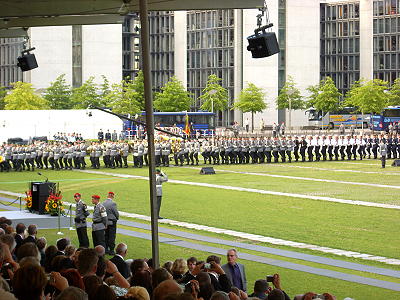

{"left": 221, "top": 249, "right": 247, "bottom": 292}
{"left": 110, "top": 243, "right": 130, "bottom": 279}
{"left": 14, "top": 223, "right": 26, "bottom": 253}
{"left": 22, "top": 224, "right": 37, "bottom": 245}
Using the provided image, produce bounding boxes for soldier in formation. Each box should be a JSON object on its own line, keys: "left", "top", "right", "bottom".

{"left": 2, "top": 133, "right": 399, "bottom": 172}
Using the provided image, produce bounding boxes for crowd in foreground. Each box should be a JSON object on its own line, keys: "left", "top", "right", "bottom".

{"left": 1, "top": 132, "right": 399, "bottom": 172}
{"left": 0, "top": 218, "right": 340, "bottom": 300}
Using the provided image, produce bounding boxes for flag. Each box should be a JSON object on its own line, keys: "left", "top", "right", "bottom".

{"left": 183, "top": 112, "right": 190, "bottom": 135}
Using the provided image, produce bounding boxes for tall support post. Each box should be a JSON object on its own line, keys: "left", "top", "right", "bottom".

{"left": 139, "top": 0, "right": 159, "bottom": 269}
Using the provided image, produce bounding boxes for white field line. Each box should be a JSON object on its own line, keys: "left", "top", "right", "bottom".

{"left": 77, "top": 170, "right": 400, "bottom": 210}
{"left": 184, "top": 167, "right": 400, "bottom": 189}
{"left": 1, "top": 188, "right": 398, "bottom": 266}
{"left": 267, "top": 164, "right": 400, "bottom": 175}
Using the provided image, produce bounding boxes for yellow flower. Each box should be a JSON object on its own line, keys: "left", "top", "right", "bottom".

{"left": 52, "top": 203, "right": 57, "bottom": 208}
{"left": 27, "top": 203, "right": 32, "bottom": 208}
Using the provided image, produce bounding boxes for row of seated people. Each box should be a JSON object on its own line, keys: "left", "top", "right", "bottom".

{"left": 0, "top": 217, "right": 337, "bottom": 300}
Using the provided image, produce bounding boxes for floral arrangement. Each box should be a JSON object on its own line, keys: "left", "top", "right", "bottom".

{"left": 24, "top": 190, "right": 33, "bottom": 211}
{"left": 45, "top": 192, "right": 64, "bottom": 215}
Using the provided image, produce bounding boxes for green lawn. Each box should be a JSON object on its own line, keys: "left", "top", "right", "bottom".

{"left": 1, "top": 159, "right": 400, "bottom": 299}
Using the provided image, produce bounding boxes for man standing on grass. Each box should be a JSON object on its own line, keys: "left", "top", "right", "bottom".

{"left": 91, "top": 195, "right": 107, "bottom": 248}
{"left": 103, "top": 191, "right": 119, "bottom": 255}
{"left": 379, "top": 139, "right": 387, "bottom": 168}
{"left": 74, "top": 193, "right": 90, "bottom": 248}
{"left": 222, "top": 249, "right": 247, "bottom": 292}
{"left": 156, "top": 169, "right": 168, "bottom": 219}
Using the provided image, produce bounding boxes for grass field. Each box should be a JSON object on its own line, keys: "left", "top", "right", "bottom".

{"left": 0, "top": 158, "right": 399, "bottom": 299}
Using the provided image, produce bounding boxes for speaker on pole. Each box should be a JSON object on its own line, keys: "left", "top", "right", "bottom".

{"left": 200, "top": 167, "right": 215, "bottom": 175}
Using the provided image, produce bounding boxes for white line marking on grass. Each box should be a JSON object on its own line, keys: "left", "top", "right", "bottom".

{"left": 268, "top": 164, "right": 400, "bottom": 175}
{"left": 77, "top": 169, "right": 400, "bottom": 210}
{"left": 0, "top": 189, "right": 399, "bottom": 265}
{"left": 181, "top": 166, "right": 400, "bottom": 189}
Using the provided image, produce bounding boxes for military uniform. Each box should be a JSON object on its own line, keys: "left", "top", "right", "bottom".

{"left": 156, "top": 171, "right": 168, "bottom": 218}
{"left": 92, "top": 200, "right": 107, "bottom": 248}
{"left": 103, "top": 195, "right": 119, "bottom": 255}
{"left": 75, "top": 196, "right": 90, "bottom": 248}
{"left": 379, "top": 141, "right": 387, "bottom": 168}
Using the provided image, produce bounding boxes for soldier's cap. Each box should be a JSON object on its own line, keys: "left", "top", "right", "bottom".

{"left": 92, "top": 195, "right": 100, "bottom": 200}
{"left": 108, "top": 191, "right": 114, "bottom": 196}
{"left": 74, "top": 193, "right": 81, "bottom": 198}
{"left": 155, "top": 169, "right": 161, "bottom": 173}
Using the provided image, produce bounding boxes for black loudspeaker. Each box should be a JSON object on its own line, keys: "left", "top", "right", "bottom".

{"left": 17, "top": 53, "right": 38, "bottom": 71}
{"left": 200, "top": 167, "right": 215, "bottom": 175}
{"left": 392, "top": 160, "right": 400, "bottom": 167}
{"left": 247, "top": 32, "right": 280, "bottom": 58}
{"left": 31, "top": 182, "right": 56, "bottom": 214}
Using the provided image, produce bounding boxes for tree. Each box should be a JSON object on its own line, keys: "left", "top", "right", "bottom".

{"left": 276, "top": 76, "right": 303, "bottom": 131}
{"left": 99, "top": 75, "right": 111, "bottom": 105}
{"left": 106, "top": 78, "right": 142, "bottom": 116}
{"left": 128, "top": 70, "right": 145, "bottom": 110}
{"left": 0, "top": 85, "right": 7, "bottom": 110}
{"left": 345, "top": 79, "right": 390, "bottom": 129}
{"left": 4, "top": 82, "right": 49, "bottom": 110}
{"left": 71, "top": 77, "right": 104, "bottom": 109}
{"left": 233, "top": 82, "right": 266, "bottom": 132}
{"left": 43, "top": 74, "right": 73, "bottom": 109}
{"left": 314, "top": 76, "right": 341, "bottom": 128}
{"left": 305, "top": 84, "right": 320, "bottom": 109}
{"left": 154, "top": 76, "right": 192, "bottom": 112}
{"left": 198, "top": 74, "right": 229, "bottom": 113}
{"left": 388, "top": 78, "right": 400, "bottom": 106}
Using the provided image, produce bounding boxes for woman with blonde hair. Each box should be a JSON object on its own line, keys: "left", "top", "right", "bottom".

{"left": 171, "top": 258, "right": 187, "bottom": 282}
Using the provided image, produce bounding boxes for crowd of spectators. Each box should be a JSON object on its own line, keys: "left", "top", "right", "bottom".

{"left": 0, "top": 217, "right": 337, "bottom": 300}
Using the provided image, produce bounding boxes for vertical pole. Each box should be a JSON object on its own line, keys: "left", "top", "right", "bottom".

{"left": 139, "top": 0, "right": 159, "bottom": 269}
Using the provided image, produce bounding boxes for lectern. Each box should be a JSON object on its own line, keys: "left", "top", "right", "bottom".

{"left": 30, "top": 182, "right": 56, "bottom": 214}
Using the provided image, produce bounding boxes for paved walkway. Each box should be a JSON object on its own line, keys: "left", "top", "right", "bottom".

{"left": 1, "top": 202, "right": 399, "bottom": 292}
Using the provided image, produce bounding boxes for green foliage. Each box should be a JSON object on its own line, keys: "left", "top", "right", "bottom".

{"left": 154, "top": 76, "right": 192, "bottom": 112}
{"left": 71, "top": 77, "right": 105, "bottom": 109}
{"left": 0, "top": 85, "right": 7, "bottom": 110}
{"left": 314, "top": 76, "right": 341, "bottom": 113}
{"left": 234, "top": 82, "right": 266, "bottom": 113}
{"left": 276, "top": 76, "right": 304, "bottom": 110}
{"left": 345, "top": 79, "right": 389, "bottom": 114}
{"left": 234, "top": 82, "right": 266, "bottom": 132}
{"left": 43, "top": 74, "right": 73, "bottom": 109}
{"left": 99, "top": 75, "right": 111, "bottom": 103}
{"left": 199, "top": 74, "right": 229, "bottom": 112}
{"left": 388, "top": 78, "right": 400, "bottom": 106}
{"left": 305, "top": 84, "right": 320, "bottom": 109}
{"left": 4, "top": 81, "right": 49, "bottom": 110}
{"left": 129, "top": 70, "right": 145, "bottom": 110}
{"left": 106, "top": 78, "right": 143, "bottom": 116}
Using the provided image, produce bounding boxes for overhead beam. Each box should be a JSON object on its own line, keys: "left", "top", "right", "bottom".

{"left": 0, "top": 15, "right": 124, "bottom": 30}
{"left": 0, "top": 0, "right": 264, "bottom": 18}
{"left": 0, "top": 28, "right": 28, "bottom": 37}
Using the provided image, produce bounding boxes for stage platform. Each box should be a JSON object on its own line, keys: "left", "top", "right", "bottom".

{"left": 0, "top": 209, "right": 71, "bottom": 229}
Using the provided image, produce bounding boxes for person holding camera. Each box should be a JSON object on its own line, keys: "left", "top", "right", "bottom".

{"left": 73, "top": 193, "right": 90, "bottom": 248}
{"left": 155, "top": 169, "right": 168, "bottom": 219}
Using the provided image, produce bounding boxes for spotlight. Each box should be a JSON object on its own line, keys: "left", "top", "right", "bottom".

{"left": 17, "top": 47, "right": 38, "bottom": 72}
